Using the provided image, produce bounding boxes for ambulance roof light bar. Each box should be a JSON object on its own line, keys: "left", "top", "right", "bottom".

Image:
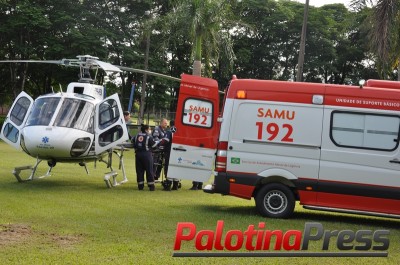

{"left": 236, "top": 90, "right": 247, "bottom": 99}
{"left": 359, "top": 79, "right": 365, "bottom": 88}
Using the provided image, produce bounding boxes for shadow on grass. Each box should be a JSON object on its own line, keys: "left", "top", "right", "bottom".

{"left": 197, "top": 204, "right": 400, "bottom": 228}
{"left": 199, "top": 204, "right": 258, "bottom": 217}
{"left": 1, "top": 176, "right": 115, "bottom": 193}
{"left": 292, "top": 211, "right": 400, "bottom": 228}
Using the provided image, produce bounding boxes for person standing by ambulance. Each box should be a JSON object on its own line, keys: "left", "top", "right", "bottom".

{"left": 133, "top": 124, "right": 159, "bottom": 191}
{"left": 161, "top": 120, "right": 180, "bottom": 191}
{"left": 152, "top": 118, "right": 168, "bottom": 182}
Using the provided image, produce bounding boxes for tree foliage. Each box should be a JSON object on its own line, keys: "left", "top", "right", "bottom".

{"left": 0, "top": 0, "right": 394, "bottom": 111}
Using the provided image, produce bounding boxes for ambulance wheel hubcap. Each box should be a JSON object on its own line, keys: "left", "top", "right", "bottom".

{"left": 264, "top": 191, "right": 287, "bottom": 214}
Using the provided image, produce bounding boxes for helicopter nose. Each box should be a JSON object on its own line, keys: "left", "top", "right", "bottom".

{"left": 20, "top": 126, "right": 93, "bottom": 159}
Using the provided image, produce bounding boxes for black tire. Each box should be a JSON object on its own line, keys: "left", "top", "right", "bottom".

{"left": 255, "top": 183, "right": 295, "bottom": 218}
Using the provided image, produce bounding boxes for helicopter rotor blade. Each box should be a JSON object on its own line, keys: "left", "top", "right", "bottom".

{"left": 0, "top": 57, "right": 118, "bottom": 71}
{"left": 0, "top": 59, "right": 81, "bottom": 67}
{"left": 0, "top": 57, "right": 180, "bottom": 81}
{"left": 116, "top": 65, "right": 181, "bottom": 82}
{"left": 91, "top": 59, "right": 121, "bottom": 73}
{"left": 0, "top": 60, "right": 63, "bottom": 64}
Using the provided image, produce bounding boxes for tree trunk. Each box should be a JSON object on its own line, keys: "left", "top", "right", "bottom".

{"left": 192, "top": 60, "right": 202, "bottom": 76}
{"left": 139, "top": 33, "right": 150, "bottom": 124}
{"left": 20, "top": 63, "right": 28, "bottom": 92}
{"left": 192, "top": 35, "right": 202, "bottom": 76}
{"left": 296, "top": 0, "right": 309, "bottom": 82}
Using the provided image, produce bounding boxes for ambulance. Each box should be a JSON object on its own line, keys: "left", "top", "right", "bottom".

{"left": 168, "top": 74, "right": 400, "bottom": 219}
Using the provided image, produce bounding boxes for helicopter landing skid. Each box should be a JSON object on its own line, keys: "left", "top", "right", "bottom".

{"left": 12, "top": 158, "right": 52, "bottom": 182}
{"left": 104, "top": 171, "right": 119, "bottom": 188}
{"left": 13, "top": 165, "right": 34, "bottom": 182}
{"left": 100, "top": 147, "right": 129, "bottom": 188}
{"left": 113, "top": 146, "right": 129, "bottom": 184}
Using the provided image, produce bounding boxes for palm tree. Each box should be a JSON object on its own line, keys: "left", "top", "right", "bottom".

{"left": 352, "top": 0, "right": 400, "bottom": 80}
{"left": 164, "top": 0, "right": 235, "bottom": 77}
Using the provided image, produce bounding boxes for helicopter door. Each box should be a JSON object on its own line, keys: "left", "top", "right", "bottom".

{"left": 94, "top": 94, "right": 129, "bottom": 154}
{"left": 0, "top": 91, "right": 34, "bottom": 149}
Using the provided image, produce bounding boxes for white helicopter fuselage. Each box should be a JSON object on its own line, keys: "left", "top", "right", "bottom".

{"left": 1, "top": 83, "right": 129, "bottom": 164}
{"left": 0, "top": 55, "right": 135, "bottom": 185}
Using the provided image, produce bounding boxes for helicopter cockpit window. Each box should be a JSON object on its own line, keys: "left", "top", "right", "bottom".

{"left": 26, "top": 97, "right": 60, "bottom": 126}
{"left": 54, "top": 98, "right": 95, "bottom": 133}
{"left": 10, "top": 96, "right": 31, "bottom": 126}
{"left": 99, "top": 99, "right": 120, "bottom": 130}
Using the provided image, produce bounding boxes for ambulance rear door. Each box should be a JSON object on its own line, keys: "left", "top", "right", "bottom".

{"left": 167, "top": 74, "right": 220, "bottom": 182}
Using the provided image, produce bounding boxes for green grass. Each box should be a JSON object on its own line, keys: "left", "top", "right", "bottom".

{"left": 0, "top": 141, "right": 399, "bottom": 264}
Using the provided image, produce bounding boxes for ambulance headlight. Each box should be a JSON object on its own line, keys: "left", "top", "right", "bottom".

{"left": 70, "top": 137, "right": 91, "bottom": 157}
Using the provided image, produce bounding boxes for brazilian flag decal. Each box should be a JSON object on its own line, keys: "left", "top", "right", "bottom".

{"left": 231, "top": 157, "right": 240, "bottom": 164}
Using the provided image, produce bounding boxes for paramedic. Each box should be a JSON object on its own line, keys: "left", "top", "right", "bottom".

{"left": 152, "top": 118, "right": 168, "bottom": 182}
{"left": 133, "top": 124, "right": 158, "bottom": 191}
{"left": 162, "top": 120, "right": 180, "bottom": 191}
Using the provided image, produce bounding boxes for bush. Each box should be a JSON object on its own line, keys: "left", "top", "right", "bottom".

{"left": 0, "top": 115, "right": 5, "bottom": 129}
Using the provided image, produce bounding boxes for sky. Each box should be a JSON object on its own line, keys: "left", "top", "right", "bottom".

{"left": 295, "top": 0, "right": 352, "bottom": 7}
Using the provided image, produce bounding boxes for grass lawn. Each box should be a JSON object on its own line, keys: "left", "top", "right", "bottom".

{"left": 0, "top": 140, "right": 399, "bottom": 264}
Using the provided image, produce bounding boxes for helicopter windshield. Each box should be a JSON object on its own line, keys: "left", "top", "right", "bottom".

{"left": 54, "top": 98, "right": 94, "bottom": 133}
{"left": 26, "top": 97, "right": 60, "bottom": 126}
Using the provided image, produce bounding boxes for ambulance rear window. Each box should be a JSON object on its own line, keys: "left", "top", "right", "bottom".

{"left": 330, "top": 111, "right": 400, "bottom": 151}
{"left": 181, "top": 98, "right": 213, "bottom": 128}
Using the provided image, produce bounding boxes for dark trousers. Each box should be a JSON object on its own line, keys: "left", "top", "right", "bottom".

{"left": 192, "top": 181, "right": 203, "bottom": 189}
{"left": 163, "top": 151, "right": 170, "bottom": 177}
{"left": 135, "top": 151, "right": 154, "bottom": 186}
{"left": 152, "top": 151, "right": 163, "bottom": 179}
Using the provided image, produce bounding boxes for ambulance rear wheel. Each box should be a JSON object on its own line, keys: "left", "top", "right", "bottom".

{"left": 255, "top": 183, "right": 295, "bottom": 218}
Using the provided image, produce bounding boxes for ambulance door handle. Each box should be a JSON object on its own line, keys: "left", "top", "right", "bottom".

{"left": 389, "top": 159, "right": 400, "bottom": 164}
{"left": 173, "top": 147, "right": 186, "bottom": 152}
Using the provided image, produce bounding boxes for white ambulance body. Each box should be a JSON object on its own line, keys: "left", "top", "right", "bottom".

{"left": 168, "top": 74, "right": 400, "bottom": 219}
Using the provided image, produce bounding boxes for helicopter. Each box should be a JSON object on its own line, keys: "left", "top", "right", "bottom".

{"left": 0, "top": 55, "right": 180, "bottom": 187}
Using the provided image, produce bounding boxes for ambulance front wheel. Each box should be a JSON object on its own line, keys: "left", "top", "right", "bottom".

{"left": 255, "top": 183, "right": 295, "bottom": 218}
